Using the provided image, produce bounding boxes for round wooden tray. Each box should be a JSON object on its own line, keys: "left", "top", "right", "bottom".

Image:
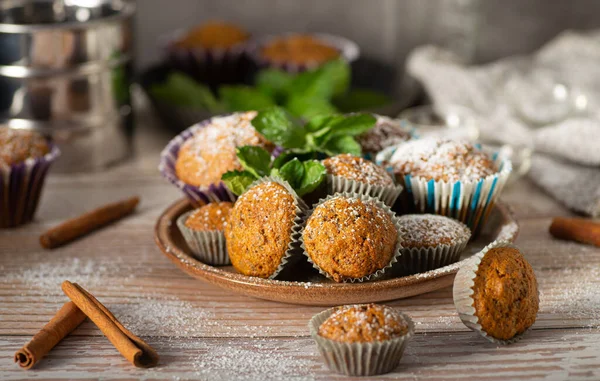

{"left": 154, "top": 199, "right": 519, "bottom": 306}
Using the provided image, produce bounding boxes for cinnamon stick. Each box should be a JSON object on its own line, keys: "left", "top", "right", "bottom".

{"left": 61, "top": 281, "right": 159, "bottom": 368}
{"left": 14, "top": 302, "right": 86, "bottom": 369}
{"left": 40, "top": 196, "right": 140, "bottom": 249}
{"left": 549, "top": 217, "right": 600, "bottom": 247}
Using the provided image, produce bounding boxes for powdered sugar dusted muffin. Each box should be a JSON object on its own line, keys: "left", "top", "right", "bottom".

{"left": 309, "top": 304, "right": 414, "bottom": 376}
{"left": 357, "top": 115, "right": 411, "bottom": 157}
{"left": 302, "top": 194, "right": 400, "bottom": 282}
{"left": 0, "top": 129, "right": 50, "bottom": 167}
{"left": 185, "top": 202, "right": 233, "bottom": 232}
{"left": 175, "top": 112, "right": 273, "bottom": 188}
{"left": 396, "top": 214, "right": 471, "bottom": 275}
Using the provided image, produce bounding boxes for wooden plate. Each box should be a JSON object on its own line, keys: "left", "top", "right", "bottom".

{"left": 154, "top": 199, "right": 519, "bottom": 306}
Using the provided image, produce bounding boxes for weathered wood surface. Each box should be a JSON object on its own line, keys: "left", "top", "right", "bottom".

{"left": 0, "top": 112, "right": 599, "bottom": 380}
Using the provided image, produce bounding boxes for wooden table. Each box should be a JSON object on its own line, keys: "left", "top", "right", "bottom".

{"left": 1, "top": 110, "right": 599, "bottom": 381}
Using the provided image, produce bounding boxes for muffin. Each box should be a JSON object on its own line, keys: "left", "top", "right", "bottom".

{"left": 165, "top": 21, "right": 251, "bottom": 85}
{"left": 381, "top": 138, "right": 512, "bottom": 233}
{"left": 176, "top": 202, "right": 233, "bottom": 265}
{"left": 0, "top": 128, "right": 60, "bottom": 228}
{"left": 358, "top": 115, "right": 412, "bottom": 158}
{"left": 225, "top": 178, "right": 307, "bottom": 279}
{"left": 396, "top": 214, "right": 471, "bottom": 275}
{"left": 453, "top": 241, "right": 539, "bottom": 344}
{"left": 309, "top": 304, "right": 414, "bottom": 376}
{"left": 160, "top": 112, "right": 273, "bottom": 205}
{"left": 322, "top": 154, "right": 401, "bottom": 206}
{"left": 301, "top": 193, "right": 401, "bottom": 282}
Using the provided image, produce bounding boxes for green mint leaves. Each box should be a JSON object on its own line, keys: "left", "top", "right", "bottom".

{"left": 221, "top": 146, "right": 326, "bottom": 197}
{"left": 150, "top": 72, "right": 222, "bottom": 112}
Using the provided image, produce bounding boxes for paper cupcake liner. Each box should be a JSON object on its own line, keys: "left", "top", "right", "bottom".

{"left": 325, "top": 174, "right": 403, "bottom": 207}
{"left": 162, "top": 29, "right": 250, "bottom": 86}
{"left": 453, "top": 240, "right": 536, "bottom": 345}
{"left": 231, "top": 176, "right": 308, "bottom": 280}
{"left": 397, "top": 224, "right": 470, "bottom": 276}
{"left": 176, "top": 211, "right": 230, "bottom": 266}
{"left": 377, "top": 148, "right": 512, "bottom": 235}
{"left": 0, "top": 144, "right": 60, "bottom": 228}
{"left": 309, "top": 307, "right": 414, "bottom": 376}
{"left": 299, "top": 192, "right": 404, "bottom": 283}
{"left": 247, "top": 33, "right": 360, "bottom": 74}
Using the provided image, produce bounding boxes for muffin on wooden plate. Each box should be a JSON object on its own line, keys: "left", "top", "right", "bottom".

{"left": 225, "top": 177, "right": 307, "bottom": 279}
{"left": 300, "top": 193, "right": 402, "bottom": 282}
{"left": 322, "top": 154, "right": 402, "bottom": 206}
{"left": 160, "top": 111, "right": 274, "bottom": 205}
{"left": 0, "top": 128, "right": 60, "bottom": 228}
{"left": 177, "top": 202, "right": 233, "bottom": 265}
{"left": 309, "top": 304, "right": 414, "bottom": 376}
{"left": 378, "top": 138, "right": 512, "bottom": 233}
{"left": 165, "top": 21, "right": 251, "bottom": 85}
{"left": 396, "top": 214, "right": 471, "bottom": 275}
{"left": 453, "top": 241, "right": 539, "bottom": 344}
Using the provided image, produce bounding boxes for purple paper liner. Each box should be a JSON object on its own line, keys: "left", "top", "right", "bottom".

{"left": 247, "top": 33, "right": 360, "bottom": 74}
{"left": 0, "top": 144, "right": 60, "bottom": 228}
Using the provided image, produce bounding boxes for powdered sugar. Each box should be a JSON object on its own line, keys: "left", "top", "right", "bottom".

{"left": 322, "top": 154, "right": 394, "bottom": 186}
{"left": 398, "top": 214, "right": 471, "bottom": 248}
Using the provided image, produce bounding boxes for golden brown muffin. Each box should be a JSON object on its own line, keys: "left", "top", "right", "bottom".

{"left": 398, "top": 214, "right": 471, "bottom": 248}
{"left": 261, "top": 35, "right": 340, "bottom": 65}
{"left": 388, "top": 139, "right": 497, "bottom": 183}
{"left": 175, "top": 112, "right": 273, "bottom": 187}
{"left": 0, "top": 129, "right": 49, "bottom": 167}
{"left": 175, "top": 21, "right": 250, "bottom": 49}
{"left": 185, "top": 202, "right": 233, "bottom": 232}
{"left": 323, "top": 154, "right": 394, "bottom": 187}
{"left": 225, "top": 182, "right": 297, "bottom": 278}
{"left": 319, "top": 304, "right": 409, "bottom": 343}
{"left": 303, "top": 196, "right": 397, "bottom": 282}
{"left": 357, "top": 115, "right": 411, "bottom": 156}
{"left": 472, "top": 247, "right": 539, "bottom": 341}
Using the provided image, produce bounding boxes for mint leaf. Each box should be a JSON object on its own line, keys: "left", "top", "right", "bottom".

{"left": 236, "top": 146, "right": 271, "bottom": 178}
{"left": 219, "top": 85, "right": 276, "bottom": 111}
{"left": 278, "top": 158, "right": 304, "bottom": 189}
{"left": 150, "top": 72, "right": 221, "bottom": 111}
{"left": 323, "top": 135, "right": 362, "bottom": 156}
{"left": 256, "top": 69, "right": 294, "bottom": 102}
{"left": 319, "top": 113, "right": 376, "bottom": 143}
{"left": 251, "top": 107, "right": 306, "bottom": 149}
{"left": 271, "top": 149, "right": 318, "bottom": 169}
{"left": 285, "top": 95, "right": 338, "bottom": 120}
{"left": 297, "top": 160, "right": 326, "bottom": 196}
{"left": 333, "top": 89, "right": 391, "bottom": 112}
{"left": 288, "top": 59, "right": 350, "bottom": 100}
{"left": 221, "top": 170, "right": 257, "bottom": 196}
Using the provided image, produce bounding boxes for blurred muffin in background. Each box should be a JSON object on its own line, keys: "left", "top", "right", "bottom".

{"left": 174, "top": 21, "right": 250, "bottom": 50}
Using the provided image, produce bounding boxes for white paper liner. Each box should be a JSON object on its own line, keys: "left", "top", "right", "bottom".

{"left": 176, "top": 211, "right": 230, "bottom": 266}
{"left": 325, "top": 174, "right": 403, "bottom": 207}
{"left": 299, "top": 192, "right": 404, "bottom": 283}
{"left": 309, "top": 306, "right": 414, "bottom": 376}
{"left": 228, "top": 176, "right": 308, "bottom": 279}
{"left": 453, "top": 240, "right": 538, "bottom": 345}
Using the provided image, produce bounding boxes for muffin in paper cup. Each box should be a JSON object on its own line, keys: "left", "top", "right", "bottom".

{"left": 0, "top": 144, "right": 60, "bottom": 228}
{"left": 176, "top": 211, "right": 229, "bottom": 266}
{"left": 309, "top": 306, "right": 414, "bottom": 376}
{"left": 376, "top": 141, "right": 512, "bottom": 235}
{"left": 453, "top": 240, "right": 539, "bottom": 345}
{"left": 326, "top": 174, "right": 402, "bottom": 207}
{"left": 395, "top": 214, "right": 471, "bottom": 275}
{"left": 247, "top": 33, "right": 360, "bottom": 73}
{"left": 226, "top": 176, "right": 308, "bottom": 280}
{"left": 299, "top": 192, "right": 403, "bottom": 283}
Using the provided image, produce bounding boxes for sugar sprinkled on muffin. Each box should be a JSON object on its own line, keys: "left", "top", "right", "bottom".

{"left": 185, "top": 202, "right": 233, "bottom": 232}
{"left": 323, "top": 154, "right": 394, "bottom": 187}
{"left": 398, "top": 214, "right": 471, "bottom": 248}
{"left": 0, "top": 129, "right": 50, "bottom": 168}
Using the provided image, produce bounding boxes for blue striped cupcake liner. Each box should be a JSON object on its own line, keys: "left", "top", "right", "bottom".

{"left": 0, "top": 144, "right": 60, "bottom": 228}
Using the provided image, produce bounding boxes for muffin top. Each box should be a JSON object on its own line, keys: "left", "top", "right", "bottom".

{"left": 260, "top": 35, "right": 340, "bottom": 65}
{"left": 389, "top": 139, "right": 497, "bottom": 183}
{"left": 472, "top": 246, "right": 539, "bottom": 341}
{"left": 175, "top": 112, "right": 272, "bottom": 187}
{"left": 185, "top": 202, "right": 233, "bottom": 232}
{"left": 398, "top": 214, "right": 471, "bottom": 248}
{"left": 322, "top": 154, "right": 394, "bottom": 187}
{"left": 0, "top": 129, "right": 50, "bottom": 167}
{"left": 175, "top": 21, "right": 249, "bottom": 49}
{"left": 357, "top": 115, "right": 411, "bottom": 156}
{"left": 319, "top": 304, "right": 409, "bottom": 343}
{"left": 303, "top": 196, "right": 397, "bottom": 282}
{"left": 225, "top": 181, "right": 297, "bottom": 278}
